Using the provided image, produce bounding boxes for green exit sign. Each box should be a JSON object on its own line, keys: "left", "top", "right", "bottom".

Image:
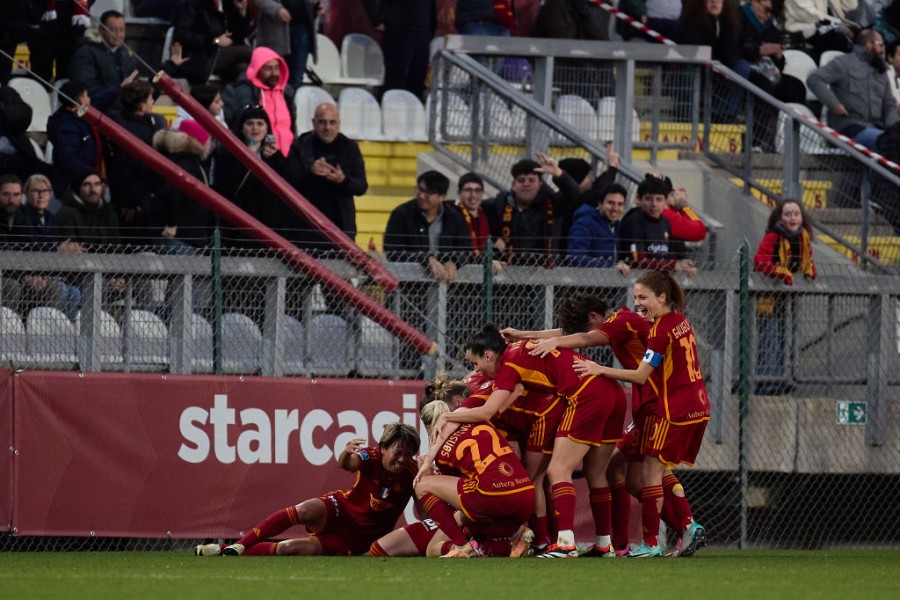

{"left": 835, "top": 401, "right": 866, "bottom": 425}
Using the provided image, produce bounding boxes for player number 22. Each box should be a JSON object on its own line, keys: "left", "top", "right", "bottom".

{"left": 455, "top": 425, "right": 512, "bottom": 475}
{"left": 678, "top": 335, "right": 703, "bottom": 382}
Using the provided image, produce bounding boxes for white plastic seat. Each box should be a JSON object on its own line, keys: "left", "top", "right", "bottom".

{"left": 308, "top": 314, "right": 347, "bottom": 375}
{"left": 221, "top": 312, "right": 261, "bottom": 374}
{"left": 338, "top": 87, "right": 383, "bottom": 140}
{"left": 307, "top": 34, "right": 342, "bottom": 84}
{"left": 294, "top": 86, "right": 336, "bottom": 135}
{"left": 775, "top": 102, "right": 840, "bottom": 155}
{"left": 381, "top": 89, "right": 427, "bottom": 141}
{"left": 191, "top": 313, "right": 213, "bottom": 374}
{"left": 341, "top": 33, "right": 384, "bottom": 86}
{"left": 90, "top": 0, "right": 125, "bottom": 18}
{"left": 554, "top": 94, "right": 598, "bottom": 144}
{"left": 44, "top": 140, "right": 54, "bottom": 164}
{"left": 818, "top": 50, "right": 845, "bottom": 67}
{"left": 480, "top": 92, "right": 523, "bottom": 143}
{"left": 161, "top": 26, "right": 174, "bottom": 63}
{"left": 0, "top": 307, "right": 27, "bottom": 367}
{"left": 8, "top": 77, "right": 51, "bottom": 133}
{"left": 25, "top": 306, "right": 77, "bottom": 370}
{"left": 75, "top": 309, "right": 124, "bottom": 369}
{"left": 124, "top": 309, "right": 168, "bottom": 371}
{"left": 782, "top": 49, "right": 818, "bottom": 102}
{"left": 281, "top": 314, "right": 305, "bottom": 375}
{"left": 50, "top": 78, "right": 69, "bottom": 113}
{"left": 596, "top": 96, "right": 641, "bottom": 143}
{"left": 357, "top": 317, "right": 393, "bottom": 376}
{"left": 427, "top": 91, "right": 471, "bottom": 141}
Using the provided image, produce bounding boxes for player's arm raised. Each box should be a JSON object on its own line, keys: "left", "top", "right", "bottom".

{"left": 337, "top": 437, "right": 366, "bottom": 472}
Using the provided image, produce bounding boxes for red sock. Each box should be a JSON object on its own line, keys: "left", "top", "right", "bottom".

{"left": 421, "top": 493, "right": 467, "bottom": 546}
{"left": 641, "top": 485, "right": 664, "bottom": 547}
{"left": 440, "top": 541, "right": 454, "bottom": 555}
{"left": 530, "top": 514, "right": 550, "bottom": 547}
{"left": 369, "top": 540, "right": 388, "bottom": 557}
{"left": 236, "top": 506, "right": 299, "bottom": 549}
{"left": 663, "top": 473, "right": 694, "bottom": 531}
{"left": 611, "top": 481, "right": 631, "bottom": 550}
{"left": 588, "top": 486, "right": 612, "bottom": 537}
{"left": 243, "top": 541, "right": 278, "bottom": 556}
{"left": 550, "top": 482, "right": 577, "bottom": 534}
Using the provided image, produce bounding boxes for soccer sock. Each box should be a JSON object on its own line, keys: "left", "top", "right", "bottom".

{"left": 369, "top": 540, "right": 388, "bottom": 557}
{"left": 640, "top": 485, "right": 664, "bottom": 547}
{"left": 242, "top": 542, "right": 278, "bottom": 556}
{"left": 530, "top": 514, "right": 550, "bottom": 548}
{"left": 663, "top": 472, "right": 694, "bottom": 531}
{"left": 588, "top": 486, "right": 613, "bottom": 544}
{"left": 420, "top": 493, "right": 467, "bottom": 546}
{"left": 440, "top": 541, "right": 454, "bottom": 556}
{"left": 611, "top": 481, "right": 631, "bottom": 550}
{"left": 235, "top": 506, "right": 299, "bottom": 549}
{"left": 550, "top": 482, "right": 577, "bottom": 545}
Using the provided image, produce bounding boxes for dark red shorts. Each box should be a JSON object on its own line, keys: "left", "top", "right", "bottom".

{"left": 309, "top": 493, "right": 391, "bottom": 556}
{"left": 457, "top": 478, "right": 535, "bottom": 531}
{"left": 401, "top": 519, "right": 441, "bottom": 556}
{"left": 556, "top": 376, "right": 625, "bottom": 446}
{"left": 616, "top": 400, "right": 657, "bottom": 460}
{"left": 645, "top": 417, "right": 708, "bottom": 466}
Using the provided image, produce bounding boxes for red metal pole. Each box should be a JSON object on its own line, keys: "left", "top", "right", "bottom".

{"left": 152, "top": 71, "right": 399, "bottom": 293}
{"left": 80, "top": 105, "right": 435, "bottom": 356}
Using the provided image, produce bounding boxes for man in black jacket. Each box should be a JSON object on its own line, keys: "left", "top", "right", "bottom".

{"left": 68, "top": 10, "right": 139, "bottom": 111}
{"left": 0, "top": 81, "right": 47, "bottom": 181}
{"left": 383, "top": 170, "right": 470, "bottom": 282}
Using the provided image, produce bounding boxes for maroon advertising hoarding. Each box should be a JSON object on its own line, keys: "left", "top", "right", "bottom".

{"left": 0, "top": 369, "right": 12, "bottom": 531}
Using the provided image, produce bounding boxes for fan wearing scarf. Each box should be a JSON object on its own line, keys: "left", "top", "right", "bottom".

{"left": 753, "top": 199, "right": 816, "bottom": 285}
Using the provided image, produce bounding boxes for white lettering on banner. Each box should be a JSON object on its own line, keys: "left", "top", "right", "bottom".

{"left": 177, "top": 393, "right": 427, "bottom": 465}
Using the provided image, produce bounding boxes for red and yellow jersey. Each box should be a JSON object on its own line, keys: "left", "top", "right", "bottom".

{"left": 598, "top": 307, "right": 657, "bottom": 411}
{"left": 435, "top": 422, "right": 533, "bottom": 495}
{"left": 494, "top": 341, "right": 594, "bottom": 399}
{"left": 462, "top": 370, "right": 494, "bottom": 401}
{"left": 333, "top": 446, "right": 416, "bottom": 531}
{"left": 461, "top": 385, "right": 562, "bottom": 441}
{"left": 643, "top": 311, "right": 711, "bottom": 425}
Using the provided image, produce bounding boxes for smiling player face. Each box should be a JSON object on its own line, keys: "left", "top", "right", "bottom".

{"left": 633, "top": 283, "right": 669, "bottom": 322}
{"left": 381, "top": 441, "right": 415, "bottom": 475}
{"left": 466, "top": 349, "right": 498, "bottom": 377}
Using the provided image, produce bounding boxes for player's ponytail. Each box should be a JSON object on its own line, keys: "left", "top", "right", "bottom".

{"left": 465, "top": 322, "right": 507, "bottom": 357}
{"left": 636, "top": 270, "right": 686, "bottom": 313}
{"left": 424, "top": 372, "right": 469, "bottom": 407}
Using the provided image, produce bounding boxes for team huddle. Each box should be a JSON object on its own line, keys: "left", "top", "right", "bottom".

{"left": 195, "top": 270, "right": 710, "bottom": 559}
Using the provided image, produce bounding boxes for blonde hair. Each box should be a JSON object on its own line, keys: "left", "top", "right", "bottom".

{"left": 421, "top": 371, "right": 469, "bottom": 410}
{"left": 420, "top": 400, "right": 450, "bottom": 428}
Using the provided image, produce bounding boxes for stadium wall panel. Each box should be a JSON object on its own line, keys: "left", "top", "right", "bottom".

{"left": 0, "top": 369, "right": 11, "bottom": 532}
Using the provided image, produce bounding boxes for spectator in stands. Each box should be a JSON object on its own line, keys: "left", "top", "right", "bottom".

{"left": 753, "top": 199, "right": 815, "bottom": 393}
{"left": 739, "top": 0, "right": 809, "bottom": 151}
{"left": 383, "top": 170, "right": 470, "bottom": 282}
{"left": 557, "top": 142, "right": 621, "bottom": 247}
{"left": 363, "top": 0, "right": 436, "bottom": 101}
{"left": 172, "top": 0, "right": 254, "bottom": 85}
{"left": 884, "top": 39, "right": 900, "bottom": 107}
{"left": 455, "top": 0, "right": 515, "bottom": 36}
{"left": 807, "top": 29, "right": 898, "bottom": 150}
{"left": 68, "top": 9, "right": 140, "bottom": 111}
{"left": 105, "top": 80, "right": 167, "bottom": 241}
{"left": 222, "top": 47, "right": 295, "bottom": 156}
{"left": 877, "top": 0, "right": 900, "bottom": 45}
{"left": 0, "top": 1, "right": 29, "bottom": 84}
{"left": 784, "top": 0, "right": 856, "bottom": 56}
{"left": 566, "top": 182, "right": 629, "bottom": 273}
{"left": 215, "top": 105, "right": 289, "bottom": 246}
{"left": 254, "top": 1, "right": 324, "bottom": 90}
{"left": 46, "top": 81, "right": 106, "bottom": 199}
{"left": 448, "top": 172, "right": 505, "bottom": 274}
{"left": 284, "top": 102, "right": 366, "bottom": 251}
{"left": 534, "top": 0, "right": 610, "bottom": 39}
{"left": 616, "top": 0, "right": 681, "bottom": 40}
{"left": 27, "top": 0, "right": 90, "bottom": 86}
{"left": 0, "top": 174, "right": 26, "bottom": 242}
{"left": 0, "top": 80, "right": 47, "bottom": 181}
{"left": 482, "top": 154, "right": 580, "bottom": 266}
{"left": 656, "top": 174, "right": 708, "bottom": 259}
{"left": 56, "top": 166, "right": 121, "bottom": 249}
{"left": 173, "top": 83, "right": 226, "bottom": 132}
{"left": 618, "top": 174, "right": 696, "bottom": 274}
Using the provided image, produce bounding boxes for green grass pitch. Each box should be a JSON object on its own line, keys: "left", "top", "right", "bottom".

{"left": 1, "top": 550, "right": 898, "bottom": 600}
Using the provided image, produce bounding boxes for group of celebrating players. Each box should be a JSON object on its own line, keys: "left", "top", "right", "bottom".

{"left": 195, "top": 270, "right": 710, "bottom": 559}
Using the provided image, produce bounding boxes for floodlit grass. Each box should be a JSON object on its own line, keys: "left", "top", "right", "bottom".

{"left": 1, "top": 550, "right": 898, "bottom": 600}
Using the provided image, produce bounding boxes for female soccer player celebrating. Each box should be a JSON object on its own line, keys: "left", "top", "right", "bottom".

{"left": 573, "top": 271, "right": 709, "bottom": 558}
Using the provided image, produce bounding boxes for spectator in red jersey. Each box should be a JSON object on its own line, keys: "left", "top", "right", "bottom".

{"left": 573, "top": 271, "right": 709, "bottom": 558}
{"left": 195, "top": 423, "right": 420, "bottom": 557}
{"left": 650, "top": 172, "right": 708, "bottom": 261}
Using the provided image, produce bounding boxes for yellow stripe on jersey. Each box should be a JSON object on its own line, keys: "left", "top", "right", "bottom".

{"left": 506, "top": 364, "right": 555, "bottom": 390}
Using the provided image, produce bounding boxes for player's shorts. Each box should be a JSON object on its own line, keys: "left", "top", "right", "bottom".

{"left": 402, "top": 519, "right": 441, "bottom": 556}
{"left": 457, "top": 477, "right": 535, "bottom": 527}
{"left": 497, "top": 395, "right": 564, "bottom": 454}
{"left": 616, "top": 400, "right": 658, "bottom": 461}
{"left": 644, "top": 417, "right": 708, "bottom": 466}
{"left": 309, "top": 493, "right": 389, "bottom": 556}
{"left": 556, "top": 376, "right": 626, "bottom": 446}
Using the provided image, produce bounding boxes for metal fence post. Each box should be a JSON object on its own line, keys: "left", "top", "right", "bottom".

{"left": 484, "top": 238, "right": 494, "bottom": 323}
{"left": 738, "top": 241, "right": 751, "bottom": 550}
{"left": 860, "top": 170, "right": 871, "bottom": 266}
{"left": 865, "top": 294, "right": 890, "bottom": 446}
{"left": 212, "top": 223, "right": 223, "bottom": 375}
{"left": 614, "top": 58, "right": 635, "bottom": 162}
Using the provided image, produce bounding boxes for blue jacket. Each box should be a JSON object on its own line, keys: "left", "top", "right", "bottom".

{"left": 566, "top": 203, "right": 619, "bottom": 267}
{"left": 47, "top": 108, "right": 100, "bottom": 199}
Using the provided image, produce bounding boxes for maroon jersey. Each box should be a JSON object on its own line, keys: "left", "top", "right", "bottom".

{"left": 435, "top": 423, "right": 533, "bottom": 495}
{"left": 598, "top": 307, "right": 657, "bottom": 411}
{"left": 462, "top": 370, "right": 494, "bottom": 401}
{"left": 643, "top": 311, "right": 711, "bottom": 425}
{"left": 333, "top": 446, "right": 416, "bottom": 532}
{"left": 493, "top": 341, "right": 593, "bottom": 398}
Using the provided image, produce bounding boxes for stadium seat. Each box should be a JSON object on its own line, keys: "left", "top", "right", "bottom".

{"left": 49, "top": 78, "right": 69, "bottom": 113}
{"left": 294, "top": 86, "right": 336, "bottom": 135}
{"left": 818, "top": 50, "right": 845, "bottom": 67}
{"left": 338, "top": 87, "right": 383, "bottom": 140}
{"left": 75, "top": 309, "right": 124, "bottom": 370}
{"left": 221, "top": 312, "right": 261, "bottom": 374}
{"left": 191, "top": 312, "right": 214, "bottom": 374}
{"left": 90, "top": 0, "right": 126, "bottom": 18}
{"left": 124, "top": 309, "right": 168, "bottom": 371}
{"left": 281, "top": 314, "right": 305, "bottom": 375}
{"left": 381, "top": 89, "right": 427, "bottom": 141}
{"left": 0, "top": 307, "right": 27, "bottom": 368}
{"left": 554, "top": 94, "right": 598, "bottom": 144}
{"left": 25, "top": 306, "right": 77, "bottom": 370}
{"left": 8, "top": 77, "right": 51, "bottom": 133}
{"left": 340, "top": 33, "right": 384, "bottom": 86}
{"left": 596, "top": 96, "right": 641, "bottom": 143}
{"left": 308, "top": 313, "right": 348, "bottom": 375}
{"left": 479, "top": 92, "right": 524, "bottom": 143}
{"left": 307, "top": 34, "right": 342, "bottom": 85}
{"left": 161, "top": 27, "right": 174, "bottom": 63}
{"left": 356, "top": 317, "right": 393, "bottom": 376}
{"left": 44, "top": 140, "right": 54, "bottom": 164}
{"left": 774, "top": 102, "right": 838, "bottom": 155}
{"left": 782, "top": 49, "right": 818, "bottom": 102}
{"left": 426, "top": 91, "right": 471, "bottom": 141}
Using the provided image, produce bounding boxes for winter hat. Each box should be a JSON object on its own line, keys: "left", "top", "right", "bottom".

{"left": 233, "top": 104, "right": 272, "bottom": 132}
{"left": 178, "top": 119, "right": 211, "bottom": 145}
{"left": 70, "top": 164, "right": 99, "bottom": 194}
{"left": 559, "top": 158, "right": 592, "bottom": 184}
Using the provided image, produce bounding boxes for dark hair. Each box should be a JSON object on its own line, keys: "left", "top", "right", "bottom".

{"left": 458, "top": 172, "right": 484, "bottom": 191}
{"left": 379, "top": 423, "right": 420, "bottom": 454}
{"left": 636, "top": 270, "right": 686, "bottom": 313}
{"left": 636, "top": 175, "right": 670, "bottom": 199}
{"left": 101, "top": 10, "right": 125, "bottom": 25}
{"left": 511, "top": 159, "right": 541, "bottom": 178}
{"left": 887, "top": 39, "right": 900, "bottom": 59}
{"left": 0, "top": 174, "right": 23, "bottom": 189}
{"left": 233, "top": 104, "right": 272, "bottom": 137}
{"left": 766, "top": 199, "right": 814, "bottom": 238}
{"left": 558, "top": 157, "right": 591, "bottom": 183}
{"left": 120, "top": 80, "right": 154, "bottom": 114}
{"left": 556, "top": 294, "right": 611, "bottom": 335}
{"left": 417, "top": 170, "right": 449, "bottom": 196}
{"left": 59, "top": 81, "right": 88, "bottom": 109}
{"left": 464, "top": 323, "right": 507, "bottom": 357}
{"left": 678, "top": 0, "right": 740, "bottom": 53}
{"left": 190, "top": 83, "right": 221, "bottom": 110}
{"left": 856, "top": 28, "right": 878, "bottom": 46}
{"left": 602, "top": 182, "right": 629, "bottom": 201}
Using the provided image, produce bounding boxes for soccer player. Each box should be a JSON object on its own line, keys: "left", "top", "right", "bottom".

{"left": 573, "top": 271, "right": 709, "bottom": 558}
{"left": 441, "top": 325, "right": 626, "bottom": 558}
{"left": 194, "top": 423, "right": 419, "bottom": 557}
{"left": 368, "top": 519, "right": 446, "bottom": 557}
{"left": 416, "top": 375, "right": 536, "bottom": 558}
